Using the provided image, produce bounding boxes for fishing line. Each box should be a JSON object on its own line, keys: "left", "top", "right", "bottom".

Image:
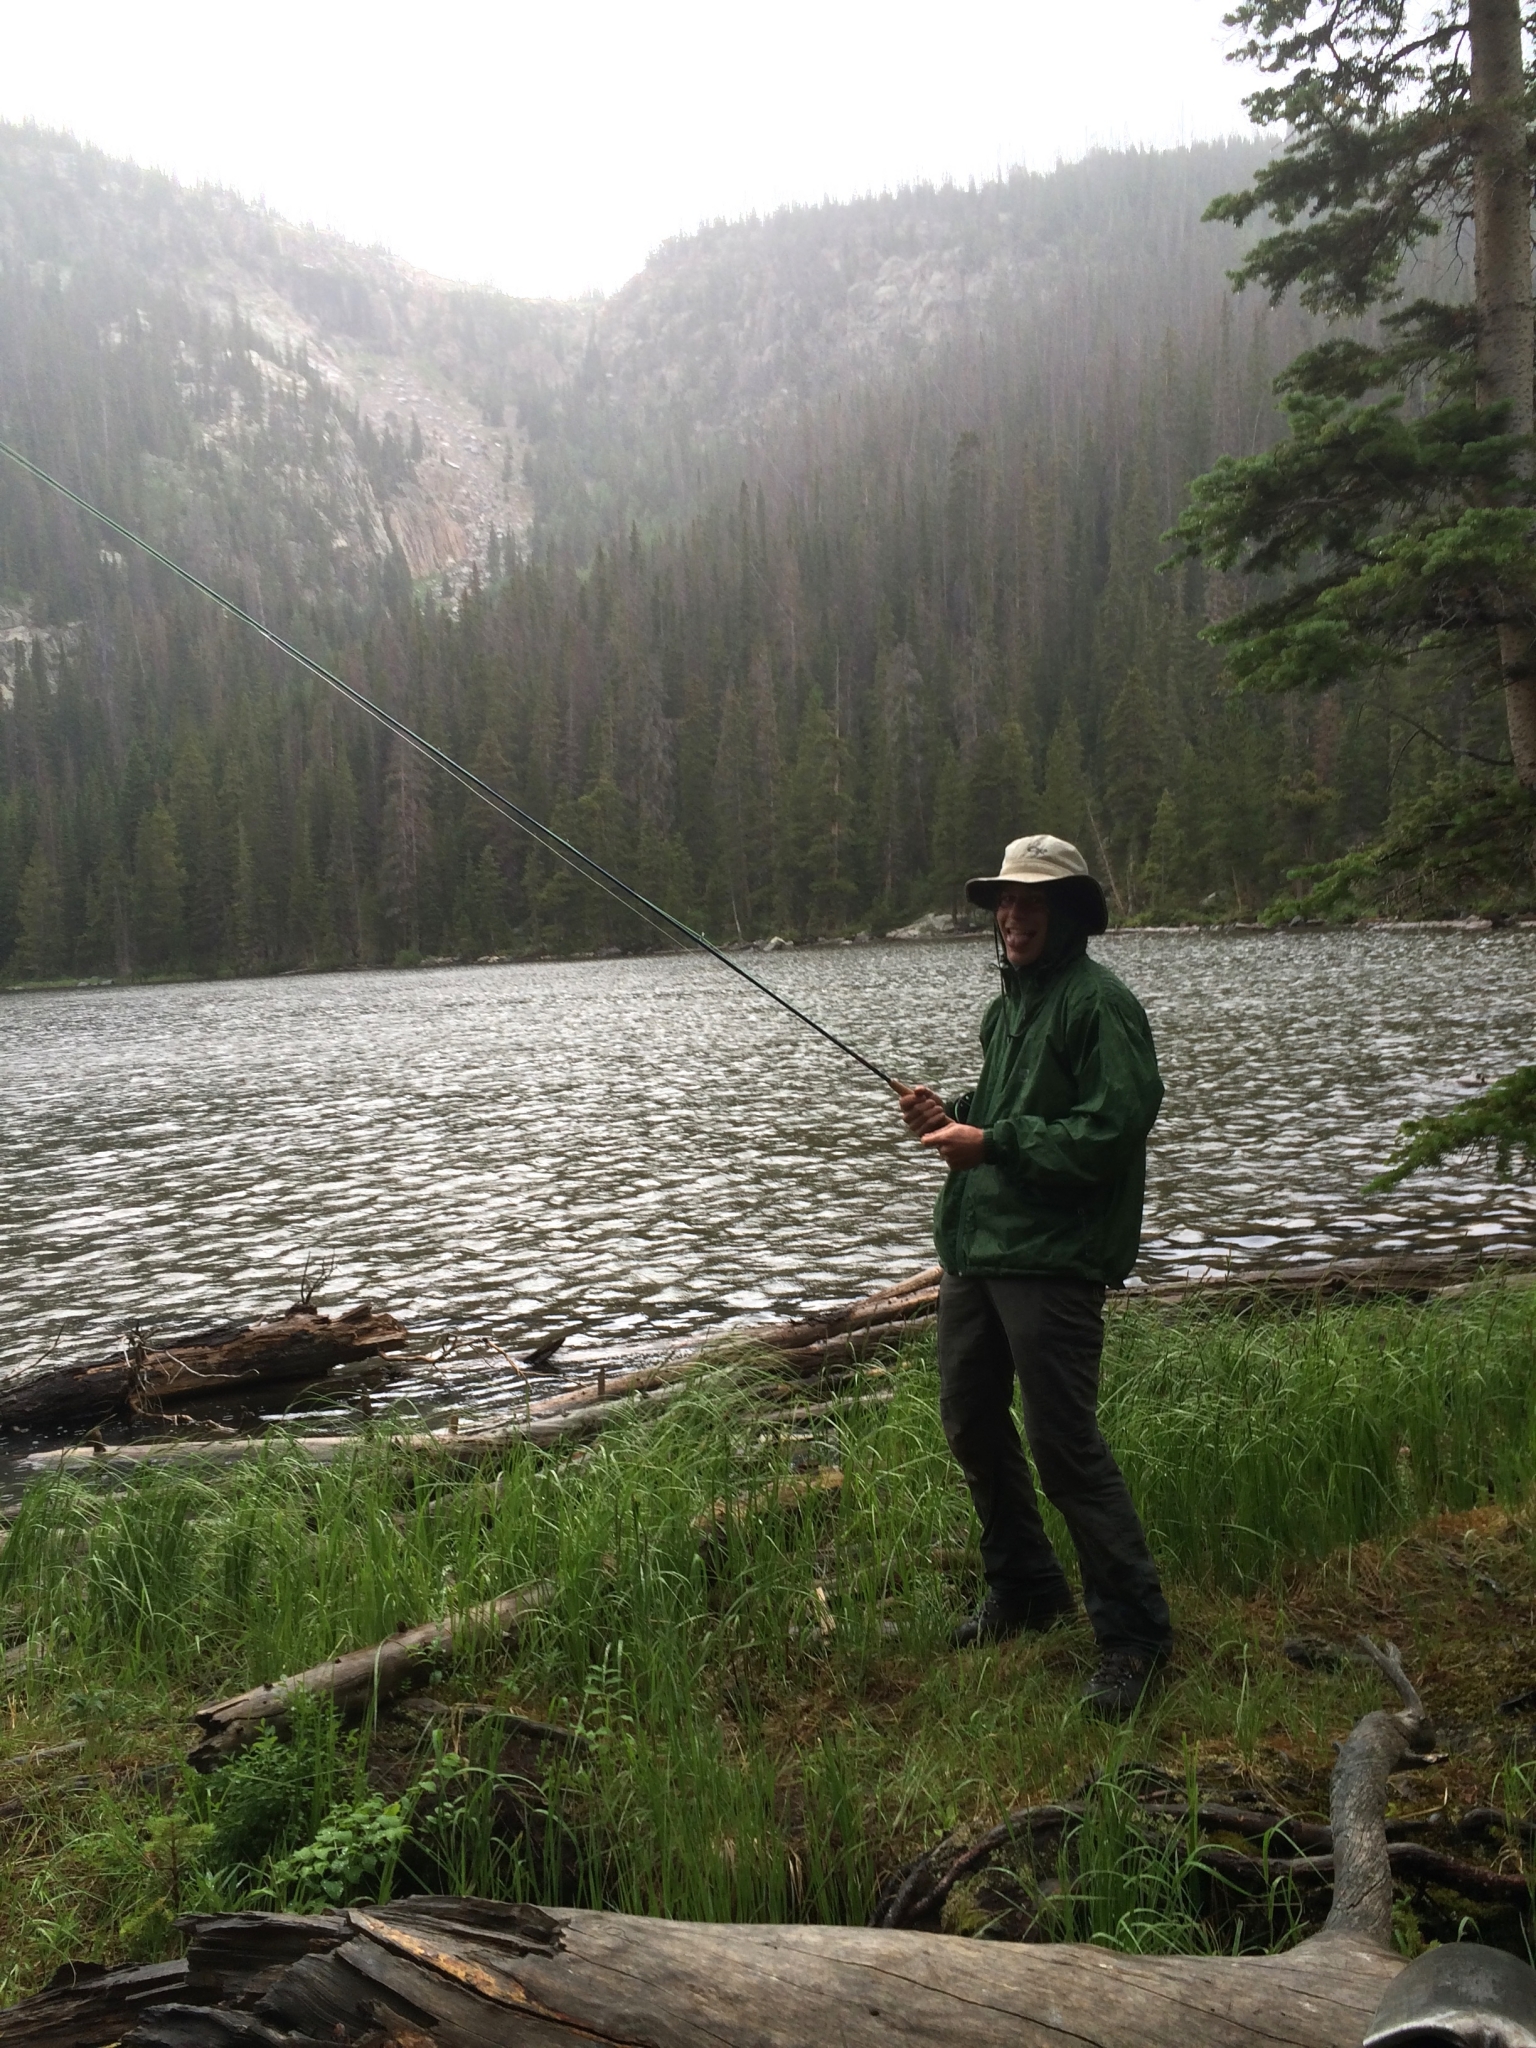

{"left": 0, "top": 439, "right": 902, "bottom": 1091}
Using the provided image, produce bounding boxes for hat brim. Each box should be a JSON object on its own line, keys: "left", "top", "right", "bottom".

{"left": 966, "top": 872, "right": 1109, "bottom": 935}
{"left": 965, "top": 863, "right": 1061, "bottom": 906}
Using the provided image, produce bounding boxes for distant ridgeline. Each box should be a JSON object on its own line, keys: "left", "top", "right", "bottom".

{"left": 0, "top": 126, "right": 1519, "bottom": 981}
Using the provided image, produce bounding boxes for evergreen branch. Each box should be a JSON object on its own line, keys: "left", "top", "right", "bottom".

{"left": 1210, "top": 2, "right": 1485, "bottom": 314}
{"left": 1369, "top": 1065, "right": 1536, "bottom": 1187}
{"left": 1171, "top": 391, "right": 1527, "bottom": 580}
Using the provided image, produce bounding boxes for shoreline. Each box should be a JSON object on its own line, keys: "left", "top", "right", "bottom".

{"left": 5, "top": 914, "right": 1536, "bottom": 998}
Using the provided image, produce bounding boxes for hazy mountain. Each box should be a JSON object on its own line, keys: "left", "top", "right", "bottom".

{"left": 0, "top": 123, "right": 1276, "bottom": 610}
{"left": 0, "top": 124, "right": 554, "bottom": 614}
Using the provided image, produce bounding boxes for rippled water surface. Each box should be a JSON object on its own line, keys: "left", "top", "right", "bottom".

{"left": 3, "top": 931, "right": 1533, "bottom": 1410}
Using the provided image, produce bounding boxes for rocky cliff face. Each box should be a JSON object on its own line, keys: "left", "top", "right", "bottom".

{"left": 0, "top": 128, "right": 571, "bottom": 594}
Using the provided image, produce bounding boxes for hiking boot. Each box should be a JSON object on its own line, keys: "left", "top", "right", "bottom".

{"left": 1080, "top": 1648, "right": 1168, "bottom": 1720}
{"left": 949, "top": 1590, "right": 1075, "bottom": 1649}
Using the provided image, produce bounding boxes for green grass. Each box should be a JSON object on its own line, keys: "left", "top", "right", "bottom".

{"left": 1104, "top": 1283, "right": 1536, "bottom": 1581}
{"left": 1, "top": 1281, "right": 1535, "bottom": 1994}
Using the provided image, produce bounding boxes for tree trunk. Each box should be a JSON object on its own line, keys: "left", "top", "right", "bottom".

{"left": 1470, "top": 0, "right": 1536, "bottom": 787}
{"left": 190, "top": 1904, "right": 1405, "bottom": 2048}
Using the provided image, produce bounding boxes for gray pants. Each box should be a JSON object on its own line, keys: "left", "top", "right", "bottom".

{"left": 937, "top": 1273, "right": 1172, "bottom": 1657}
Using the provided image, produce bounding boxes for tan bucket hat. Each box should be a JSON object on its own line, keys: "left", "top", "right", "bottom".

{"left": 965, "top": 834, "right": 1109, "bottom": 934}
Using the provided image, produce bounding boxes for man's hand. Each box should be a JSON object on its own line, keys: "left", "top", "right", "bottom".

{"left": 897, "top": 1084, "right": 949, "bottom": 1137}
{"left": 920, "top": 1120, "right": 988, "bottom": 1171}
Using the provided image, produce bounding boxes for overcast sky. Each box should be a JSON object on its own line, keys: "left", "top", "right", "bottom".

{"left": 2, "top": 0, "right": 1255, "bottom": 300}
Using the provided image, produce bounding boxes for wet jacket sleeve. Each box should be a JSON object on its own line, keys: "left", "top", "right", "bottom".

{"left": 981, "top": 989, "right": 1162, "bottom": 1188}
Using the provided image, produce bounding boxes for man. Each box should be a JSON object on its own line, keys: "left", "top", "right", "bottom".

{"left": 899, "top": 833, "right": 1172, "bottom": 1720}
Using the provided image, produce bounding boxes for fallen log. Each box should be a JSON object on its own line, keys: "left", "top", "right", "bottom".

{"left": 0, "top": 1640, "right": 1446, "bottom": 2048}
{"left": 188, "top": 1581, "right": 552, "bottom": 1767}
{"left": 771, "top": 1313, "right": 936, "bottom": 1375}
{"left": 12, "top": 1378, "right": 697, "bottom": 1478}
{"left": 115, "top": 1897, "right": 1408, "bottom": 2048}
{"left": 753, "top": 1268, "right": 942, "bottom": 1354}
{"left": 0, "top": 1306, "right": 409, "bottom": 1434}
{"left": 1127, "top": 1245, "right": 1536, "bottom": 1309}
{"left": 0, "top": 1959, "right": 190, "bottom": 2048}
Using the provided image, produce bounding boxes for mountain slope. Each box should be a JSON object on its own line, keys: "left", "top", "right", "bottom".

{"left": 0, "top": 123, "right": 553, "bottom": 624}
{"left": 0, "top": 127, "right": 1277, "bottom": 601}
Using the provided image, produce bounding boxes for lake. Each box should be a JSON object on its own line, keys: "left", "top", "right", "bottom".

{"left": 3, "top": 928, "right": 1533, "bottom": 1422}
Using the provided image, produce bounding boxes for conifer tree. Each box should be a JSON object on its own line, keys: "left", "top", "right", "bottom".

{"left": 131, "top": 803, "right": 184, "bottom": 970}
{"left": 1143, "top": 788, "right": 1189, "bottom": 908}
{"left": 14, "top": 842, "right": 66, "bottom": 977}
{"left": 1103, "top": 667, "right": 1164, "bottom": 886}
{"left": 960, "top": 719, "right": 1034, "bottom": 879}
{"left": 1040, "top": 705, "right": 1091, "bottom": 850}
{"left": 1172, "top": 0, "right": 1536, "bottom": 789}
{"left": 170, "top": 734, "right": 223, "bottom": 969}
{"left": 786, "top": 688, "right": 857, "bottom": 935}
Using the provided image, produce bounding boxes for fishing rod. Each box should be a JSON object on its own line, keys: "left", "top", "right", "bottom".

{"left": 0, "top": 438, "right": 902, "bottom": 1092}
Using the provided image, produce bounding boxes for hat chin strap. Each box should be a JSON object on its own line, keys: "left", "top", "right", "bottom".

{"left": 992, "top": 912, "right": 1017, "bottom": 987}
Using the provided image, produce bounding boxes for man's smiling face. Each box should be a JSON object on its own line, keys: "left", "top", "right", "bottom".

{"left": 994, "top": 883, "right": 1051, "bottom": 966}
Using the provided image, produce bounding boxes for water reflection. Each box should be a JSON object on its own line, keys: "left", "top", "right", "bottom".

{"left": 2, "top": 930, "right": 1532, "bottom": 1409}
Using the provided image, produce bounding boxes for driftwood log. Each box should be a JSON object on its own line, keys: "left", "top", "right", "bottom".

{"left": 13, "top": 1245, "right": 1534, "bottom": 1478}
{"left": 1127, "top": 1246, "right": 1536, "bottom": 1310}
{"left": 0, "top": 1641, "right": 1458, "bottom": 2048}
{"left": 0, "top": 1307, "right": 409, "bottom": 1434}
{"left": 189, "top": 1582, "right": 552, "bottom": 1767}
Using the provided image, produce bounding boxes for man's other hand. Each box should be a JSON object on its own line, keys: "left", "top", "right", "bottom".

{"left": 898, "top": 1085, "right": 948, "bottom": 1137}
{"left": 920, "top": 1120, "right": 987, "bottom": 1170}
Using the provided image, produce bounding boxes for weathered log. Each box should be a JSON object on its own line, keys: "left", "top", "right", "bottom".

{"left": 772, "top": 1313, "right": 936, "bottom": 1374}
{"left": 0, "top": 1960, "right": 190, "bottom": 2048}
{"left": 15, "top": 1434, "right": 364, "bottom": 1477}
{"left": 1324, "top": 1638, "right": 1432, "bottom": 1946}
{"left": 105, "top": 1898, "right": 1406, "bottom": 2048}
{"left": 750, "top": 1272, "right": 941, "bottom": 1356}
{"left": 188, "top": 1582, "right": 552, "bottom": 1767}
{"left": 0, "top": 1307, "right": 409, "bottom": 1434}
{"left": 13, "top": 1377, "right": 695, "bottom": 1478}
{"left": 1126, "top": 1245, "right": 1536, "bottom": 1310}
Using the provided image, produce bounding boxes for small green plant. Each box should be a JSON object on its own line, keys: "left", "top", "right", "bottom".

{"left": 401, "top": 1737, "right": 541, "bottom": 1900}
{"left": 273, "top": 1792, "right": 411, "bottom": 1908}
{"left": 206, "top": 1721, "right": 335, "bottom": 1884}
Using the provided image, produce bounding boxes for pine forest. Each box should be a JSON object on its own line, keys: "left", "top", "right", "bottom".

{"left": 0, "top": 127, "right": 1513, "bottom": 981}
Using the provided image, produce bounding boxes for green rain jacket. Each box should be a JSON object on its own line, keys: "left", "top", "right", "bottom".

{"left": 933, "top": 929, "right": 1163, "bottom": 1286}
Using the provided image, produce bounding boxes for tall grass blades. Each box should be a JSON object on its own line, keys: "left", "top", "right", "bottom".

{"left": 0, "top": 1283, "right": 1532, "bottom": 1977}
{"left": 1102, "top": 1287, "right": 1536, "bottom": 1583}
